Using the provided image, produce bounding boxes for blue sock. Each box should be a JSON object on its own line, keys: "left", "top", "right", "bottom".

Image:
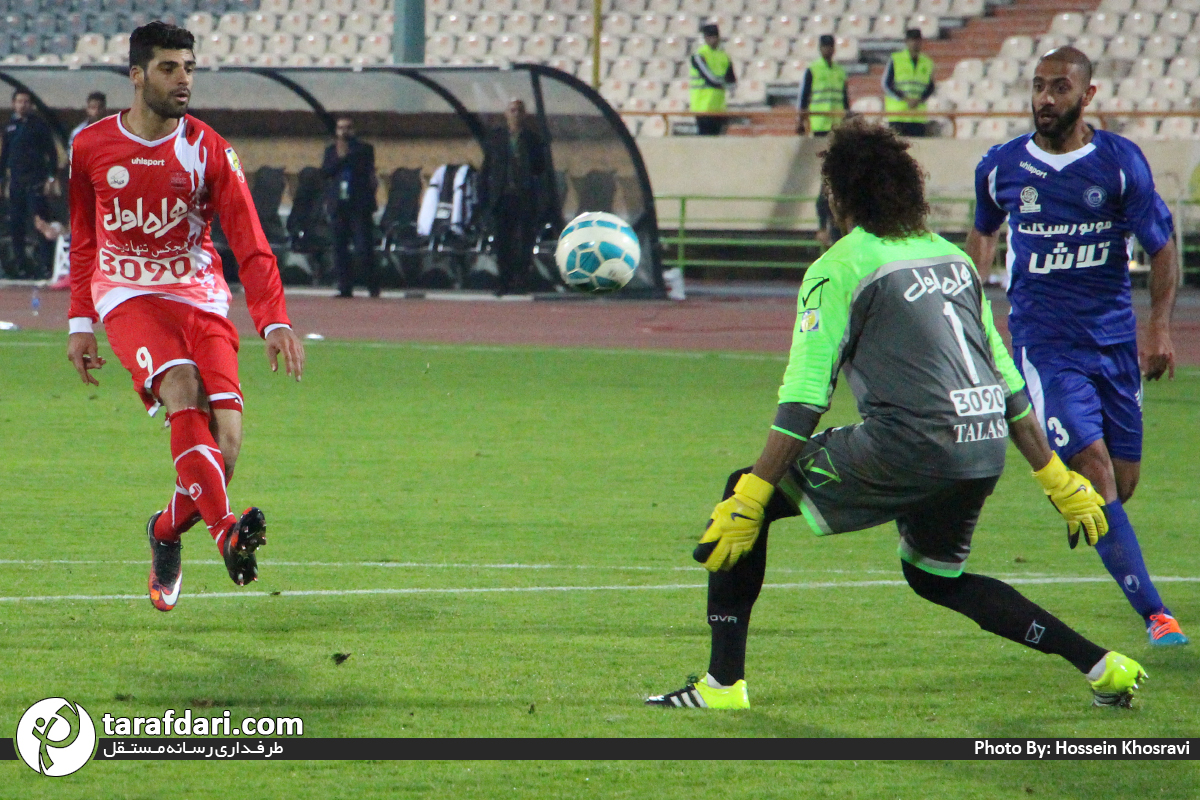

{"left": 1094, "top": 500, "right": 1169, "bottom": 622}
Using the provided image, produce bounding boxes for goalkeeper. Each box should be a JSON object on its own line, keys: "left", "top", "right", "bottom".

{"left": 647, "top": 120, "right": 1145, "bottom": 711}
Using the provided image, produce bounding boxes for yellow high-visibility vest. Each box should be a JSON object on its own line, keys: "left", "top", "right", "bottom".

{"left": 807, "top": 58, "right": 847, "bottom": 133}
{"left": 884, "top": 50, "right": 934, "bottom": 124}
{"left": 690, "top": 44, "right": 731, "bottom": 113}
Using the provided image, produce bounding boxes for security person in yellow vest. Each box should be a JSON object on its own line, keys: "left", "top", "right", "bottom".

{"left": 882, "top": 28, "right": 936, "bottom": 137}
{"left": 690, "top": 23, "right": 736, "bottom": 136}
{"left": 797, "top": 35, "right": 848, "bottom": 136}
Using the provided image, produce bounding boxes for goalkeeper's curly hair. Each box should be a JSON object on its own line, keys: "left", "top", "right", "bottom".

{"left": 820, "top": 119, "right": 929, "bottom": 240}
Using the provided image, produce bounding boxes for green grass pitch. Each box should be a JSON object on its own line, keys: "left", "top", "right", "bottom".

{"left": 0, "top": 328, "right": 1196, "bottom": 798}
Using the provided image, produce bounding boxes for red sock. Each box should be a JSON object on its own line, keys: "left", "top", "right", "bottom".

{"left": 167, "top": 408, "right": 236, "bottom": 545}
{"left": 152, "top": 482, "right": 203, "bottom": 543}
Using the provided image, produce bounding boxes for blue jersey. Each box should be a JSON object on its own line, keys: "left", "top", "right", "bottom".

{"left": 973, "top": 130, "right": 1173, "bottom": 348}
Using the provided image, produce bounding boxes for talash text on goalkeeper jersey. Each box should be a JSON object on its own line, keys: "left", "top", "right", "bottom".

{"left": 68, "top": 113, "right": 289, "bottom": 336}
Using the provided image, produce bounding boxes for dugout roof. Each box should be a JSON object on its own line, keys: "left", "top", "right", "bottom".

{"left": 4, "top": 64, "right": 663, "bottom": 293}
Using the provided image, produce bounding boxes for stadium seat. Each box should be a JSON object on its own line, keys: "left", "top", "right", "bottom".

{"left": 848, "top": 0, "right": 882, "bottom": 13}
{"left": 441, "top": 13, "right": 470, "bottom": 36}
{"left": 75, "top": 33, "right": 106, "bottom": 58}
{"left": 907, "top": 14, "right": 939, "bottom": 39}
{"left": 890, "top": 0, "right": 919, "bottom": 14}
{"left": 327, "top": 32, "right": 357, "bottom": 57}
{"left": 317, "top": 53, "right": 345, "bottom": 66}
{"left": 292, "top": 0, "right": 321, "bottom": 14}
{"left": 1160, "top": 116, "right": 1197, "bottom": 138}
{"left": 536, "top": 13, "right": 568, "bottom": 36}
{"left": 936, "top": 77, "right": 971, "bottom": 104}
{"left": 743, "top": 59, "right": 778, "bottom": 81}
{"left": 657, "top": 96, "right": 688, "bottom": 113}
{"left": 63, "top": 52, "right": 92, "bottom": 66}
{"left": 805, "top": 14, "right": 836, "bottom": 35}
{"left": 312, "top": 11, "right": 340, "bottom": 35}
{"left": 260, "top": 0, "right": 289, "bottom": 12}
{"left": 952, "top": 58, "right": 984, "bottom": 82}
{"left": 950, "top": 0, "right": 984, "bottom": 16}
{"left": 793, "top": 35, "right": 821, "bottom": 63}
{"left": 744, "top": 0, "right": 778, "bottom": 14}
{"left": 1089, "top": 77, "right": 1114, "bottom": 101}
{"left": 1071, "top": 36, "right": 1106, "bottom": 62}
{"left": 954, "top": 119, "right": 977, "bottom": 138}
{"left": 872, "top": 14, "right": 906, "bottom": 39}
{"left": 296, "top": 32, "right": 328, "bottom": 57}
{"left": 772, "top": 15, "right": 802, "bottom": 36}
{"left": 919, "top": 0, "right": 951, "bottom": 15}
{"left": 522, "top": 33, "right": 553, "bottom": 59}
{"left": 986, "top": 58, "right": 1020, "bottom": 84}
{"left": 1106, "top": 35, "right": 1142, "bottom": 60}
{"left": 733, "top": 14, "right": 767, "bottom": 37}
{"left": 569, "top": 12, "right": 593, "bottom": 34}
{"left": 1083, "top": 11, "right": 1119, "bottom": 37}
{"left": 1143, "top": 36, "right": 1179, "bottom": 60}
{"left": 545, "top": 56, "right": 576, "bottom": 74}
{"left": 777, "top": 58, "right": 806, "bottom": 83}
{"left": 264, "top": 33, "right": 295, "bottom": 55}
{"left": 632, "top": 78, "right": 665, "bottom": 101}
{"left": 837, "top": 14, "right": 871, "bottom": 38}
{"left": 611, "top": 56, "right": 641, "bottom": 81}
{"left": 1099, "top": 0, "right": 1133, "bottom": 11}
{"left": 1159, "top": 10, "right": 1194, "bottom": 38}
{"left": 726, "top": 35, "right": 756, "bottom": 60}
{"left": 247, "top": 12, "right": 276, "bottom": 35}
{"left": 557, "top": 34, "right": 588, "bottom": 59}
{"left": 1124, "top": 117, "right": 1160, "bottom": 139}
{"left": 1116, "top": 76, "right": 1151, "bottom": 100}
{"left": 345, "top": 12, "right": 374, "bottom": 35}
{"left": 736, "top": 78, "right": 768, "bottom": 105}
{"left": 974, "top": 77, "right": 1007, "bottom": 103}
{"left": 811, "top": 0, "right": 840, "bottom": 14}
{"left": 999, "top": 35, "right": 1033, "bottom": 60}
{"left": 600, "top": 34, "right": 621, "bottom": 59}
{"left": 520, "top": 0, "right": 551, "bottom": 11}
{"left": 1168, "top": 56, "right": 1200, "bottom": 81}
{"left": 1124, "top": 12, "right": 1158, "bottom": 39}
{"left": 600, "top": 77, "right": 632, "bottom": 104}
{"left": 217, "top": 12, "right": 246, "bottom": 35}
{"left": 758, "top": 34, "right": 791, "bottom": 60}
{"left": 198, "top": 32, "right": 230, "bottom": 56}
{"left": 656, "top": 35, "right": 687, "bottom": 60}
{"left": 374, "top": 11, "right": 393, "bottom": 33}
{"left": 623, "top": 34, "right": 655, "bottom": 58}
{"left": 607, "top": 12, "right": 635, "bottom": 36}
{"left": 850, "top": 94, "right": 883, "bottom": 122}
{"left": 975, "top": 118, "right": 1010, "bottom": 139}
{"left": 678, "top": 0, "right": 711, "bottom": 14}
{"left": 644, "top": 0, "right": 678, "bottom": 14}
{"left": 635, "top": 13, "right": 668, "bottom": 36}
{"left": 662, "top": 12, "right": 694, "bottom": 38}
{"left": 665, "top": 77, "right": 690, "bottom": 100}
{"left": 1131, "top": 57, "right": 1165, "bottom": 78}
{"left": 1153, "top": 76, "right": 1187, "bottom": 102}
{"left": 1180, "top": 34, "right": 1200, "bottom": 57}
{"left": 1049, "top": 12, "right": 1084, "bottom": 36}
{"left": 640, "top": 114, "right": 668, "bottom": 137}
{"left": 638, "top": 56, "right": 673, "bottom": 80}
{"left": 456, "top": 31, "right": 488, "bottom": 58}
{"left": 427, "top": 33, "right": 455, "bottom": 59}
{"left": 1033, "top": 34, "right": 1069, "bottom": 56}
{"left": 472, "top": 12, "right": 502, "bottom": 37}
{"left": 187, "top": 12, "right": 215, "bottom": 34}
{"left": 504, "top": 12, "right": 535, "bottom": 36}
{"left": 232, "top": 33, "right": 263, "bottom": 57}
{"left": 835, "top": 35, "right": 859, "bottom": 61}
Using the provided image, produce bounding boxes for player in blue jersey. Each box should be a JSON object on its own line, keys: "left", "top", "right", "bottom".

{"left": 965, "top": 47, "right": 1187, "bottom": 646}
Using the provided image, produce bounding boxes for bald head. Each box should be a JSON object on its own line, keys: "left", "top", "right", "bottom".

{"left": 1038, "top": 46, "right": 1092, "bottom": 85}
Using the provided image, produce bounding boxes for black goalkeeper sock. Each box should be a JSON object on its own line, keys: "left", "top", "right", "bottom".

{"left": 707, "top": 619, "right": 750, "bottom": 686}
{"left": 901, "top": 560, "right": 1108, "bottom": 673}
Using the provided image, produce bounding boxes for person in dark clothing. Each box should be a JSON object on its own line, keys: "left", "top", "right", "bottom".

{"left": 321, "top": 116, "right": 379, "bottom": 298}
{"left": 1, "top": 90, "right": 58, "bottom": 277}
{"left": 481, "top": 99, "right": 548, "bottom": 295}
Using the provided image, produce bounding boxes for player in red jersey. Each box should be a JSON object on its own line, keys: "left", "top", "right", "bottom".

{"left": 66, "top": 22, "right": 305, "bottom": 611}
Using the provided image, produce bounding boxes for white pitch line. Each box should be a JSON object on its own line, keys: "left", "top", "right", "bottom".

{"left": 1, "top": 576, "right": 1199, "bottom": 604}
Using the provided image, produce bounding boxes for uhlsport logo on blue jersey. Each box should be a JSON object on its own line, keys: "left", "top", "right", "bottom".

{"left": 14, "top": 698, "right": 98, "bottom": 776}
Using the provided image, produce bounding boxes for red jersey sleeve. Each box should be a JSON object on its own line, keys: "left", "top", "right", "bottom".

{"left": 68, "top": 135, "right": 99, "bottom": 323}
{"left": 207, "top": 134, "right": 291, "bottom": 336}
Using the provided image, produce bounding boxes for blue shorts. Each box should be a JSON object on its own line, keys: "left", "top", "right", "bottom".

{"left": 1014, "top": 341, "right": 1143, "bottom": 463}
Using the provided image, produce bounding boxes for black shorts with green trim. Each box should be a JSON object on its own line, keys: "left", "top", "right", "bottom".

{"left": 773, "top": 425, "right": 1001, "bottom": 577}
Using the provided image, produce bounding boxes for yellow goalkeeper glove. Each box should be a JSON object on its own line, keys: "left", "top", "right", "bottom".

{"left": 1032, "top": 453, "right": 1108, "bottom": 547}
{"left": 693, "top": 473, "right": 774, "bottom": 572}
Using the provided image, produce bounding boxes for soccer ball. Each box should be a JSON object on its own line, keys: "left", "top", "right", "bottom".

{"left": 554, "top": 211, "right": 640, "bottom": 293}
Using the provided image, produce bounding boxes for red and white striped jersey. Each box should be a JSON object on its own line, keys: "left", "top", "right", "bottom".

{"left": 68, "top": 113, "right": 290, "bottom": 335}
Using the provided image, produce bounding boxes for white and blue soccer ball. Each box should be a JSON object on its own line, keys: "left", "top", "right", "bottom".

{"left": 554, "top": 211, "right": 640, "bottom": 293}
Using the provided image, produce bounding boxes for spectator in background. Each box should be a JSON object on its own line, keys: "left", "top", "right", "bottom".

{"left": 322, "top": 115, "right": 379, "bottom": 298}
{"left": 0, "top": 89, "right": 58, "bottom": 277}
{"left": 798, "top": 34, "right": 850, "bottom": 248}
{"left": 690, "top": 23, "right": 736, "bottom": 136}
{"left": 69, "top": 91, "right": 108, "bottom": 151}
{"left": 883, "top": 29, "right": 935, "bottom": 137}
{"left": 481, "top": 99, "right": 547, "bottom": 295}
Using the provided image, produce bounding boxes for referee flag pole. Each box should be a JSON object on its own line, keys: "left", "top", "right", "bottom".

{"left": 592, "top": 0, "right": 602, "bottom": 89}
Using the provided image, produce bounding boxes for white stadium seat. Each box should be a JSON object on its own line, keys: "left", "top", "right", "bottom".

{"left": 491, "top": 34, "right": 522, "bottom": 60}
{"left": 974, "top": 77, "right": 1007, "bottom": 103}
{"left": 623, "top": 34, "right": 655, "bottom": 59}
{"left": 736, "top": 78, "right": 768, "bottom": 105}
{"left": 599, "top": 34, "right": 621, "bottom": 59}
{"left": 1071, "top": 36, "right": 1106, "bottom": 62}
{"left": 1090, "top": 78, "right": 1114, "bottom": 102}
{"left": 232, "top": 33, "right": 263, "bottom": 57}
{"left": 1143, "top": 36, "right": 1179, "bottom": 60}
{"left": 440, "top": 14, "right": 470, "bottom": 36}
{"left": 951, "top": 58, "right": 984, "bottom": 83}
{"left": 1034, "top": 35, "right": 1069, "bottom": 56}
{"left": 1116, "top": 76, "right": 1151, "bottom": 100}
{"left": 954, "top": 119, "right": 977, "bottom": 138}
{"left": 1131, "top": 57, "right": 1165, "bottom": 79}
{"left": 632, "top": 78, "right": 666, "bottom": 101}
{"left": 918, "top": 0, "right": 951, "bottom": 15}
{"left": 663, "top": 13, "right": 695, "bottom": 38}
{"left": 569, "top": 13, "right": 594, "bottom": 34}
{"left": 777, "top": 58, "right": 806, "bottom": 83}
{"left": 1124, "top": 118, "right": 1160, "bottom": 139}
{"left": 1160, "top": 117, "right": 1197, "bottom": 138}
{"left": 375, "top": 12, "right": 392, "bottom": 34}
{"left": 805, "top": 14, "right": 836, "bottom": 35}
{"left": 504, "top": 12, "right": 535, "bottom": 36}
{"left": 600, "top": 77, "right": 632, "bottom": 104}
{"left": 1136, "top": 0, "right": 1168, "bottom": 12}
{"left": 835, "top": 35, "right": 859, "bottom": 61}
{"left": 75, "top": 33, "right": 106, "bottom": 57}
{"left": 317, "top": 54, "right": 345, "bottom": 66}
{"left": 260, "top": 0, "right": 289, "bottom": 13}
{"left": 657, "top": 97, "right": 688, "bottom": 113}
{"left": 745, "top": 0, "right": 779, "bottom": 14}
{"left": 642, "top": 57, "right": 677, "bottom": 80}
{"left": 793, "top": 35, "right": 821, "bottom": 63}
{"left": 936, "top": 78, "right": 972, "bottom": 104}
{"left": 536, "top": 13, "right": 568, "bottom": 36}
{"left": 999, "top": 35, "right": 1033, "bottom": 60}
{"left": 635, "top": 13, "right": 668, "bottom": 36}
{"left": 1123, "top": 12, "right": 1158, "bottom": 39}
{"left": 655, "top": 35, "right": 688, "bottom": 60}
{"left": 522, "top": 34, "right": 554, "bottom": 60}
{"left": 889, "top": 0, "right": 919, "bottom": 14}
{"left": 198, "top": 33, "right": 230, "bottom": 57}
{"left": 726, "top": 35, "right": 757, "bottom": 61}
{"left": 293, "top": 0, "right": 321, "bottom": 14}
{"left": 458, "top": 33, "right": 489, "bottom": 60}
{"left": 759, "top": 34, "right": 792, "bottom": 60}
{"left": 545, "top": 56, "right": 576, "bottom": 74}
{"left": 610, "top": 56, "right": 643, "bottom": 81}
{"left": 986, "top": 58, "right": 1020, "bottom": 84}
{"left": 328, "top": 32, "right": 358, "bottom": 57}
{"left": 1153, "top": 76, "right": 1188, "bottom": 102}
{"left": 1159, "top": 11, "right": 1194, "bottom": 38}
{"left": 907, "top": 14, "right": 939, "bottom": 40}
{"left": 326, "top": 0, "right": 355, "bottom": 13}
{"left": 1168, "top": 56, "right": 1200, "bottom": 81}
{"left": 472, "top": 12, "right": 503, "bottom": 37}
{"left": 735, "top": 15, "right": 768, "bottom": 37}
{"left": 743, "top": 59, "right": 778, "bottom": 81}
{"left": 771, "top": 15, "right": 802, "bottom": 36}
{"left": 1048, "top": 12, "right": 1084, "bottom": 36}
{"left": 1084, "top": 11, "right": 1120, "bottom": 37}
{"left": 811, "top": 0, "right": 841, "bottom": 14}
{"left": 607, "top": 12, "right": 635, "bottom": 37}
{"left": 837, "top": 14, "right": 871, "bottom": 38}
{"left": 360, "top": 34, "right": 390, "bottom": 60}
{"left": 357, "top": 0, "right": 387, "bottom": 12}
{"left": 1180, "top": 34, "right": 1200, "bottom": 57}
{"left": 1106, "top": 35, "right": 1142, "bottom": 60}
{"left": 975, "top": 118, "right": 1011, "bottom": 139}
{"left": 312, "top": 12, "right": 340, "bottom": 35}
{"left": 848, "top": 0, "right": 882, "bottom": 13}
{"left": 251, "top": 12, "right": 280, "bottom": 35}
{"left": 850, "top": 94, "right": 883, "bottom": 122}
{"left": 427, "top": 33, "right": 455, "bottom": 59}
{"left": 187, "top": 12, "right": 215, "bottom": 35}
{"left": 264, "top": 33, "right": 296, "bottom": 55}
{"left": 950, "top": 0, "right": 983, "bottom": 16}
{"left": 557, "top": 34, "right": 588, "bottom": 59}
{"left": 344, "top": 12, "right": 374, "bottom": 35}
{"left": 640, "top": 115, "right": 668, "bottom": 137}
{"left": 872, "top": 14, "right": 906, "bottom": 39}
{"left": 217, "top": 13, "right": 246, "bottom": 35}
{"left": 297, "top": 32, "right": 329, "bottom": 57}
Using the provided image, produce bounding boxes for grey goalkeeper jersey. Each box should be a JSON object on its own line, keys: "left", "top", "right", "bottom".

{"left": 777, "top": 227, "right": 1029, "bottom": 479}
